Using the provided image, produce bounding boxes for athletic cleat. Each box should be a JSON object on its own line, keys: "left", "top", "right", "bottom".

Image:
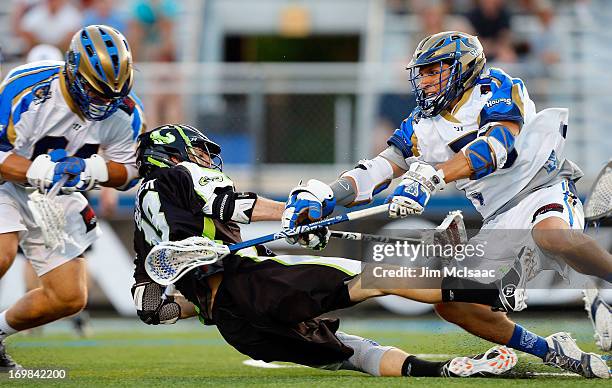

{"left": 491, "top": 250, "right": 528, "bottom": 312}
{"left": 544, "top": 332, "right": 610, "bottom": 378}
{"left": 0, "top": 340, "right": 21, "bottom": 371}
{"left": 583, "top": 288, "right": 612, "bottom": 351}
{"left": 441, "top": 345, "right": 517, "bottom": 377}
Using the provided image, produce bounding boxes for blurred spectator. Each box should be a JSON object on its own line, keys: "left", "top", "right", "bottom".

{"left": 416, "top": 1, "right": 473, "bottom": 40}
{"left": 466, "top": 0, "right": 517, "bottom": 63}
{"left": 528, "top": 0, "right": 560, "bottom": 75}
{"left": 386, "top": 0, "right": 410, "bottom": 15}
{"left": 82, "top": 0, "right": 127, "bottom": 33}
{"left": 128, "top": 0, "right": 178, "bottom": 62}
{"left": 26, "top": 43, "right": 63, "bottom": 63}
{"left": 128, "top": 0, "right": 182, "bottom": 126}
{"left": 16, "top": 0, "right": 83, "bottom": 52}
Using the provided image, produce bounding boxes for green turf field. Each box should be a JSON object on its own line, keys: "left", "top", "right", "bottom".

{"left": 1, "top": 315, "right": 610, "bottom": 387}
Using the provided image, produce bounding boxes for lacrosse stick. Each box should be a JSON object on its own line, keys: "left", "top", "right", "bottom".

{"left": 145, "top": 237, "right": 230, "bottom": 286}
{"left": 431, "top": 210, "right": 468, "bottom": 246}
{"left": 146, "top": 204, "right": 390, "bottom": 285}
{"left": 329, "top": 210, "right": 467, "bottom": 245}
{"left": 583, "top": 159, "right": 612, "bottom": 224}
{"left": 27, "top": 175, "right": 71, "bottom": 252}
{"left": 330, "top": 231, "right": 421, "bottom": 244}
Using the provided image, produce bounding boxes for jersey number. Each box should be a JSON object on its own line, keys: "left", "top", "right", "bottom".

{"left": 31, "top": 136, "right": 99, "bottom": 160}
{"left": 138, "top": 189, "right": 170, "bottom": 245}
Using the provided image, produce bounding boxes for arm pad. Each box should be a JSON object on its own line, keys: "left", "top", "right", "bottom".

{"left": 211, "top": 189, "right": 258, "bottom": 224}
{"left": 335, "top": 156, "right": 394, "bottom": 206}
{"left": 463, "top": 123, "right": 516, "bottom": 180}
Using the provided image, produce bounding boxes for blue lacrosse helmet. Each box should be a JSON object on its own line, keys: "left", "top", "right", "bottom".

{"left": 407, "top": 31, "right": 486, "bottom": 118}
{"left": 64, "top": 25, "right": 134, "bottom": 121}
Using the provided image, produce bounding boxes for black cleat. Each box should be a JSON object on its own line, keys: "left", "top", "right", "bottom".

{"left": 0, "top": 340, "right": 21, "bottom": 371}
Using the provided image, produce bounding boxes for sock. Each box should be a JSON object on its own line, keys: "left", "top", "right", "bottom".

{"left": 441, "top": 276, "right": 500, "bottom": 305}
{"left": 401, "top": 355, "right": 445, "bottom": 377}
{"left": 0, "top": 311, "right": 18, "bottom": 340}
{"left": 506, "top": 324, "right": 549, "bottom": 359}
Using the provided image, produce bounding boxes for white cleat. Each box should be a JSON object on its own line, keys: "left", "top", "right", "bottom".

{"left": 544, "top": 332, "right": 610, "bottom": 379}
{"left": 442, "top": 346, "right": 517, "bottom": 377}
{"left": 583, "top": 288, "right": 612, "bottom": 351}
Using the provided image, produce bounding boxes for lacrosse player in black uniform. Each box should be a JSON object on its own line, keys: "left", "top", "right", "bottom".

{"left": 131, "top": 124, "right": 520, "bottom": 378}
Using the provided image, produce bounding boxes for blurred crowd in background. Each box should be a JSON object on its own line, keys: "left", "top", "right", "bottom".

{"left": 0, "top": 0, "right": 609, "bottom": 316}
{"left": 0, "top": 0, "right": 607, "bottom": 219}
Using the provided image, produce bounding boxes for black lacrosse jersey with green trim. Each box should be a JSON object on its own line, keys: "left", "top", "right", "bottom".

{"left": 133, "top": 164, "right": 242, "bottom": 284}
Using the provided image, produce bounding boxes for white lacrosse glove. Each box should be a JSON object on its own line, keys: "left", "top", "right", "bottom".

{"left": 26, "top": 154, "right": 58, "bottom": 192}
{"left": 387, "top": 162, "right": 446, "bottom": 218}
{"left": 282, "top": 179, "right": 336, "bottom": 247}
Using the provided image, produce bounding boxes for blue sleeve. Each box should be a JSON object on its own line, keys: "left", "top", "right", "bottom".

{"left": 0, "top": 66, "right": 60, "bottom": 151}
{"left": 479, "top": 68, "right": 527, "bottom": 127}
{"left": 386, "top": 112, "right": 419, "bottom": 158}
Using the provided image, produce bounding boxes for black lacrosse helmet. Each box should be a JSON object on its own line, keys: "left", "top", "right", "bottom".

{"left": 136, "top": 124, "right": 222, "bottom": 177}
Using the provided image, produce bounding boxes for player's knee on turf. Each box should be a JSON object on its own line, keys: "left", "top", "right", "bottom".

{"left": 336, "top": 332, "right": 394, "bottom": 376}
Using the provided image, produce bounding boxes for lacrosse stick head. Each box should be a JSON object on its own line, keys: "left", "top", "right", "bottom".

{"left": 584, "top": 160, "right": 612, "bottom": 222}
{"left": 432, "top": 210, "right": 468, "bottom": 246}
{"left": 145, "top": 237, "right": 230, "bottom": 286}
{"left": 27, "top": 175, "right": 71, "bottom": 252}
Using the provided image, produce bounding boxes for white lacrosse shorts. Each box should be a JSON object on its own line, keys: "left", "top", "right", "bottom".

{"left": 0, "top": 183, "right": 101, "bottom": 276}
{"left": 466, "top": 179, "right": 585, "bottom": 281}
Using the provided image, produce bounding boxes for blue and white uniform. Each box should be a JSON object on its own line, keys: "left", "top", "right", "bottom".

{"left": 385, "top": 68, "right": 584, "bottom": 278}
{"left": 0, "top": 61, "right": 145, "bottom": 275}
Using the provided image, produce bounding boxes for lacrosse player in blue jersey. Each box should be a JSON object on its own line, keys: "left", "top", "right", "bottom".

{"left": 0, "top": 25, "right": 145, "bottom": 369}
{"left": 282, "top": 31, "right": 611, "bottom": 378}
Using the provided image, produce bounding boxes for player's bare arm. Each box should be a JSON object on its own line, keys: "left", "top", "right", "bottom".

{"left": 251, "top": 197, "right": 285, "bottom": 222}
{"left": 0, "top": 153, "right": 31, "bottom": 183}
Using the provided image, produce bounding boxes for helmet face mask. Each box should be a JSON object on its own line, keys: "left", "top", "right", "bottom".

{"left": 69, "top": 64, "right": 122, "bottom": 120}
{"left": 136, "top": 124, "right": 223, "bottom": 177}
{"left": 407, "top": 31, "right": 485, "bottom": 118}
{"left": 65, "top": 25, "right": 133, "bottom": 121}
{"left": 409, "top": 60, "right": 461, "bottom": 118}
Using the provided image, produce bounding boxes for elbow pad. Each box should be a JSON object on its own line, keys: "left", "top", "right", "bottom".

{"left": 132, "top": 282, "right": 181, "bottom": 325}
{"left": 463, "top": 123, "right": 516, "bottom": 180}
{"left": 337, "top": 156, "right": 394, "bottom": 206}
{"left": 211, "top": 189, "right": 258, "bottom": 224}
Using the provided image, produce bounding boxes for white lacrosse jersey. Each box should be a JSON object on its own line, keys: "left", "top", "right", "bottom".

{"left": 0, "top": 60, "right": 145, "bottom": 171}
{"left": 387, "top": 67, "right": 569, "bottom": 219}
